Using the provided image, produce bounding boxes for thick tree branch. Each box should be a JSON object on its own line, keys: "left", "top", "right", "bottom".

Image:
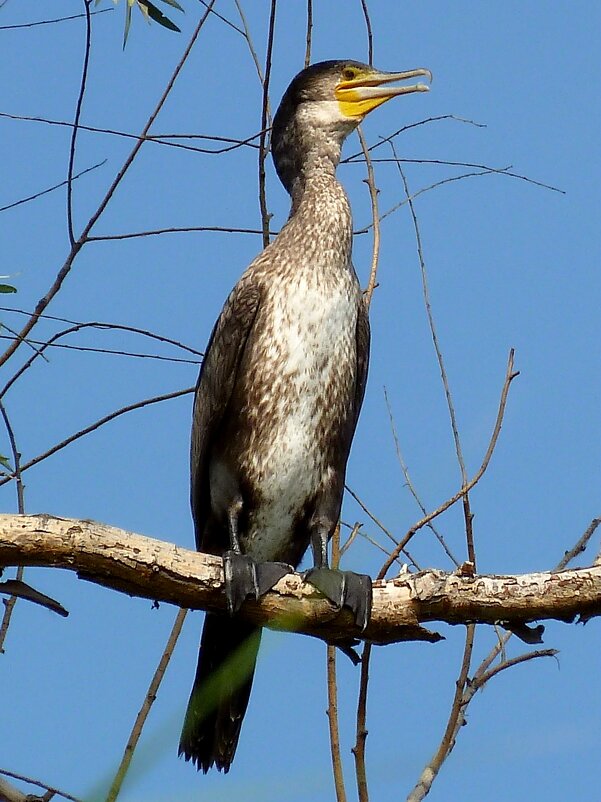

{"left": 1, "top": 514, "right": 600, "bottom": 647}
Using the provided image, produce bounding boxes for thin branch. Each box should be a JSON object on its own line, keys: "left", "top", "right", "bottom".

{"left": 345, "top": 484, "right": 418, "bottom": 568}
{"left": 0, "top": 8, "right": 112, "bottom": 30}
{"left": 352, "top": 158, "right": 564, "bottom": 194}
{"left": 0, "top": 400, "right": 25, "bottom": 653}
{"left": 0, "top": 160, "right": 105, "bottom": 214}
{"left": 0, "top": 769, "right": 80, "bottom": 802}
{"left": 66, "top": 0, "right": 92, "bottom": 247}
{"left": 407, "top": 626, "right": 475, "bottom": 802}
{"left": 0, "top": 319, "right": 201, "bottom": 400}
{"left": 0, "top": 1, "right": 217, "bottom": 370}
{"left": 197, "top": 0, "right": 245, "bottom": 36}
{"left": 472, "top": 648, "right": 558, "bottom": 690}
{"left": 352, "top": 642, "right": 372, "bottom": 802}
{"left": 86, "top": 224, "right": 267, "bottom": 241}
{"left": 357, "top": 127, "right": 381, "bottom": 310}
{"left": 105, "top": 608, "right": 188, "bottom": 802}
{"left": 0, "top": 307, "right": 203, "bottom": 356}
{"left": 556, "top": 518, "right": 601, "bottom": 570}
{"left": 326, "top": 525, "right": 348, "bottom": 802}
{"left": 0, "top": 112, "right": 262, "bottom": 155}
{"left": 233, "top": 1, "right": 268, "bottom": 89}
{"left": 0, "top": 334, "right": 201, "bottom": 364}
{"left": 393, "top": 148, "right": 475, "bottom": 564}
{"left": 0, "top": 388, "right": 194, "bottom": 488}
{"left": 344, "top": 116, "right": 486, "bottom": 163}
{"left": 258, "top": 0, "right": 277, "bottom": 248}
{"left": 358, "top": 0, "right": 374, "bottom": 65}
{"left": 378, "top": 350, "right": 518, "bottom": 579}
{"left": 383, "top": 388, "right": 460, "bottom": 567}
{"left": 304, "top": 0, "right": 313, "bottom": 68}
{"left": 408, "top": 516, "right": 599, "bottom": 801}
{"left": 355, "top": 166, "right": 514, "bottom": 235}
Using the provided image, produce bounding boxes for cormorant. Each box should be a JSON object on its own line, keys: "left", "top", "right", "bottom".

{"left": 179, "top": 59, "right": 431, "bottom": 773}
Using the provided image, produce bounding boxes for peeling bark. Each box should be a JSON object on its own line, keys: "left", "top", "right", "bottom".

{"left": 1, "top": 513, "right": 599, "bottom": 646}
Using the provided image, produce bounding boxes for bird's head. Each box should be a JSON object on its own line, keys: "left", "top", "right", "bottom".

{"left": 272, "top": 59, "right": 431, "bottom": 193}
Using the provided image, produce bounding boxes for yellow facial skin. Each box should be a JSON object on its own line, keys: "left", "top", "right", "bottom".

{"left": 335, "top": 66, "right": 432, "bottom": 120}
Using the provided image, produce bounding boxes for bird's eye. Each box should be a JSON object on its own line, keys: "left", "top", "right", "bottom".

{"left": 342, "top": 67, "right": 357, "bottom": 81}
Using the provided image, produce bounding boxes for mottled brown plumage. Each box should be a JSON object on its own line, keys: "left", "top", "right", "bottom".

{"left": 179, "top": 59, "right": 430, "bottom": 773}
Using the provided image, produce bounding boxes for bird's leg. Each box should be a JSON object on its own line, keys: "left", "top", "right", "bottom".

{"left": 222, "top": 500, "right": 290, "bottom": 615}
{"left": 304, "top": 524, "right": 372, "bottom": 631}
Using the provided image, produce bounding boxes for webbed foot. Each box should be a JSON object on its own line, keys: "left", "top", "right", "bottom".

{"left": 304, "top": 567, "right": 372, "bottom": 631}
{"left": 223, "top": 551, "right": 290, "bottom": 615}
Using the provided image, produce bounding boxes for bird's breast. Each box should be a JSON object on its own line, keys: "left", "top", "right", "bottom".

{"left": 224, "top": 268, "right": 360, "bottom": 560}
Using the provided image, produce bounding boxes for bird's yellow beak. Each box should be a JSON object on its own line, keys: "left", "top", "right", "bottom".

{"left": 335, "top": 67, "right": 432, "bottom": 120}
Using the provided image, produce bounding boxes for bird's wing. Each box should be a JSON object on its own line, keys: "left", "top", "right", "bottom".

{"left": 190, "top": 277, "right": 262, "bottom": 550}
{"left": 353, "top": 299, "right": 371, "bottom": 430}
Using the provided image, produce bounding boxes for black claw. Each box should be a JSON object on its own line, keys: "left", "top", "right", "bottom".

{"left": 223, "top": 553, "right": 292, "bottom": 615}
{"left": 343, "top": 571, "right": 372, "bottom": 632}
{"left": 255, "top": 561, "right": 290, "bottom": 596}
{"left": 304, "top": 568, "right": 372, "bottom": 631}
{"left": 223, "top": 551, "right": 259, "bottom": 615}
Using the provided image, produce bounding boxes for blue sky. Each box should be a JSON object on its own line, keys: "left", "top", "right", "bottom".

{"left": 1, "top": 2, "right": 600, "bottom": 800}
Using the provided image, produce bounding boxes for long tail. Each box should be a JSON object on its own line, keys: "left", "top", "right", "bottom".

{"left": 179, "top": 612, "right": 261, "bottom": 773}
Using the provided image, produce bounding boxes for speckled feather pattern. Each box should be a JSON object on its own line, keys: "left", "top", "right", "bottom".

{"left": 182, "top": 59, "right": 374, "bottom": 773}
{"left": 215, "top": 169, "right": 359, "bottom": 561}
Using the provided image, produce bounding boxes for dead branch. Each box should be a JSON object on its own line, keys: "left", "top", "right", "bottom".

{"left": 2, "top": 514, "right": 601, "bottom": 647}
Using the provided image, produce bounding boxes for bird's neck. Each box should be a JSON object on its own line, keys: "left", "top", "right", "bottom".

{"left": 282, "top": 147, "right": 353, "bottom": 259}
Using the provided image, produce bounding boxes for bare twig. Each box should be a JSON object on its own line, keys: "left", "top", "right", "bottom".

{"left": 197, "top": 0, "right": 245, "bottom": 35}
{"left": 0, "top": 112, "right": 262, "bottom": 155}
{"left": 358, "top": 0, "right": 374, "bottom": 65}
{"left": 355, "top": 166, "right": 514, "bottom": 234}
{"left": 233, "top": 1, "right": 268, "bottom": 91}
{"left": 344, "top": 116, "right": 488, "bottom": 163}
{"left": 383, "top": 388, "right": 460, "bottom": 567}
{"left": 326, "top": 525, "right": 348, "bottom": 802}
{"left": 0, "top": 769, "right": 81, "bottom": 802}
{"left": 0, "top": 319, "right": 201, "bottom": 399}
{"left": 0, "top": 334, "right": 201, "bottom": 364}
{"left": 86, "top": 225, "right": 267, "bottom": 241}
{"left": 472, "top": 648, "right": 558, "bottom": 690}
{"left": 345, "top": 484, "right": 418, "bottom": 568}
{"left": 355, "top": 158, "right": 563, "bottom": 194}
{"left": 407, "top": 626, "right": 475, "bottom": 802}
{"left": 378, "top": 350, "right": 518, "bottom": 579}
{"left": 392, "top": 148, "right": 475, "bottom": 564}
{"left": 105, "top": 608, "right": 188, "bottom": 802}
{"left": 0, "top": 160, "right": 105, "bottom": 214}
{"left": 357, "top": 127, "right": 381, "bottom": 310}
{"left": 556, "top": 518, "right": 601, "bottom": 570}
{"left": 258, "top": 0, "right": 277, "bottom": 248}
{"left": 408, "top": 516, "right": 599, "bottom": 801}
{"left": 66, "top": 0, "right": 92, "bottom": 247}
{"left": 340, "top": 521, "right": 362, "bottom": 558}
{"left": 0, "top": 400, "right": 25, "bottom": 653}
{"left": 0, "top": 388, "right": 194, "bottom": 488}
{"left": 352, "top": 642, "right": 372, "bottom": 802}
{"left": 304, "top": 0, "right": 313, "bottom": 68}
{"left": 0, "top": 1, "right": 217, "bottom": 370}
{"left": 0, "top": 8, "right": 112, "bottom": 30}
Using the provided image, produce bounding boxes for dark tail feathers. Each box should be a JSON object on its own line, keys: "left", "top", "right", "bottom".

{"left": 179, "top": 612, "right": 261, "bottom": 773}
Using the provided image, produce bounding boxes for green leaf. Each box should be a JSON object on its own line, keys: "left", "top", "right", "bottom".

{"left": 0, "top": 284, "right": 17, "bottom": 294}
{"left": 159, "top": 0, "right": 184, "bottom": 11}
{"left": 123, "top": 0, "right": 133, "bottom": 48}
{"left": 0, "top": 454, "right": 12, "bottom": 470}
{"left": 139, "top": 0, "right": 181, "bottom": 32}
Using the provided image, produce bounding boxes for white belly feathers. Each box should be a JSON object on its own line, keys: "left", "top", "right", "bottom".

{"left": 240, "top": 269, "right": 358, "bottom": 559}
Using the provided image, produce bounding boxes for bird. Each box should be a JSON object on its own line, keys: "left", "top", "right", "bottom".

{"left": 179, "top": 59, "right": 431, "bottom": 773}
